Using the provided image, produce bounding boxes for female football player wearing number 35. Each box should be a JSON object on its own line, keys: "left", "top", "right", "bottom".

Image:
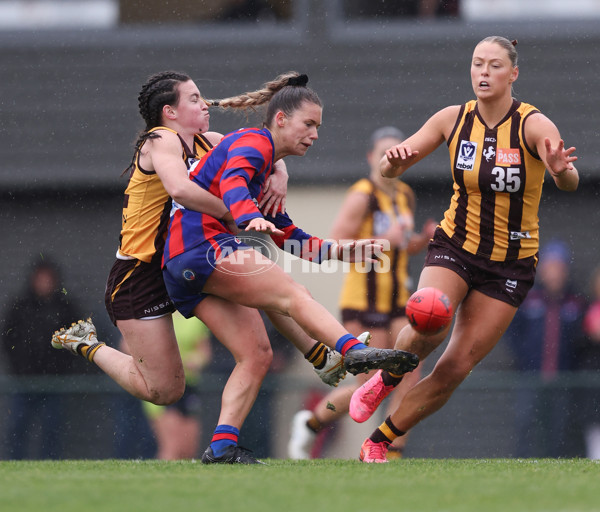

{"left": 350, "top": 36, "right": 579, "bottom": 462}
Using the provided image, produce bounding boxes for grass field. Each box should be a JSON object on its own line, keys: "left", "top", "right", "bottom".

{"left": 1, "top": 458, "right": 599, "bottom": 512}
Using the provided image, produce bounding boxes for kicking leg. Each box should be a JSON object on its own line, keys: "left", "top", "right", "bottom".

{"left": 202, "top": 249, "right": 418, "bottom": 375}
{"left": 266, "top": 310, "right": 347, "bottom": 387}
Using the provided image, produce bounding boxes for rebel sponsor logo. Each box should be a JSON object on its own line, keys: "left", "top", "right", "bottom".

{"left": 456, "top": 140, "right": 477, "bottom": 171}
{"left": 496, "top": 148, "right": 521, "bottom": 166}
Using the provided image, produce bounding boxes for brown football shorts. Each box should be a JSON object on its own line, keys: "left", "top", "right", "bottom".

{"left": 424, "top": 229, "right": 537, "bottom": 308}
{"left": 105, "top": 255, "right": 175, "bottom": 325}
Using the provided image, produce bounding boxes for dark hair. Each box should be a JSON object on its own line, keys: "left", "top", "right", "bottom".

{"left": 211, "top": 71, "right": 322, "bottom": 128}
{"left": 123, "top": 71, "right": 192, "bottom": 175}
{"left": 264, "top": 85, "right": 322, "bottom": 127}
{"left": 477, "top": 36, "right": 518, "bottom": 67}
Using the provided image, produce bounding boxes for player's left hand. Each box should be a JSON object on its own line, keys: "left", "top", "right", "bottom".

{"left": 545, "top": 138, "right": 577, "bottom": 176}
{"left": 245, "top": 217, "right": 284, "bottom": 236}
{"left": 334, "top": 239, "right": 384, "bottom": 263}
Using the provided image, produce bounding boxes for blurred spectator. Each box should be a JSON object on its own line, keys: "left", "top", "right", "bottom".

{"left": 416, "top": 0, "right": 459, "bottom": 17}
{"left": 575, "top": 266, "right": 600, "bottom": 459}
{"left": 0, "top": 256, "right": 83, "bottom": 459}
{"left": 504, "top": 239, "right": 586, "bottom": 457}
{"left": 120, "top": 0, "right": 291, "bottom": 24}
{"left": 346, "top": 0, "right": 459, "bottom": 18}
{"left": 142, "top": 312, "right": 212, "bottom": 460}
{"left": 217, "top": 0, "right": 280, "bottom": 21}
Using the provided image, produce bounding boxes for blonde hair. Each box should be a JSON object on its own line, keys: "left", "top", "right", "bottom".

{"left": 209, "top": 71, "right": 322, "bottom": 127}
{"left": 477, "top": 36, "right": 518, "bottom": 67}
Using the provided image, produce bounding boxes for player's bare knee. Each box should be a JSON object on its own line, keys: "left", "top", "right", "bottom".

{"left": 431, "top": 358, "right": 471, "bottom": 390}
{"left": 251, "top": 343, "right": 273, "bottom": 375}
{"left": 147, "top": 380, "right": 185, "bottom": 406}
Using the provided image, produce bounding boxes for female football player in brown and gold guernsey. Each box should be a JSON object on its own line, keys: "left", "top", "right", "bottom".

{"left": 350, "top": 36, "right": 580, "bottom": 463}
{"left": 51, "top": 71, "right": 347, "bottom": 408}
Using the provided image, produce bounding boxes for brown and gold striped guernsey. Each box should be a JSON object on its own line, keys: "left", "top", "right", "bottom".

{"left": 339, "top": 178, "right": 415, "bottom": 315}
{"left": 441, "top": 99, "right": 546, "bottom": 261}
{"left": 118, "top": 127, "right": 212, "bottom": 262}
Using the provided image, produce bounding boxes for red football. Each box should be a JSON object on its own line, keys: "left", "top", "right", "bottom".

{"left": 406, "top": 287, "right": 453, "bottom": 335}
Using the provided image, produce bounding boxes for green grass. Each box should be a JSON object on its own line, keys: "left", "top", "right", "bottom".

{"left": 1, "top": 458, "right": 599, "bottom": 512}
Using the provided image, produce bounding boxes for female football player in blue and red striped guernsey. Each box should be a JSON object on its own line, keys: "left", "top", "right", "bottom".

{"left": 162, "top": 72, "right": 420, "bottom": 464}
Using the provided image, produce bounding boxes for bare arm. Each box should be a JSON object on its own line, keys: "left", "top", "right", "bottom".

{"left": 260, "top": 159, "right": 288, "bottom": 217}
{"left": 329, "top": 190, "right": 370, "bottom": 241}
{"left": 331, "top": 187, "right": 423, "bottom": 252}
{"left": 381, "top": 106, "right": 458, "bottom": 178}
{"left": 525, "top": 113, "right": 579, "bottom": 192}
{"left": 146, "top": 130, "right": 229, "bottom": 218}
{"left": 203, "top": 131, "right": 223, "bottom": 146}
{"left": 407, "top": 218, "right": 438, "bottom": 255}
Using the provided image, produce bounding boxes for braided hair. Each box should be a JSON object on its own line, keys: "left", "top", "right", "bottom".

{"left": 123, "top": 71, "right": 191, "bottom": 175}
{"left": 210, "top": 71, "right": 322, "bottom": 128}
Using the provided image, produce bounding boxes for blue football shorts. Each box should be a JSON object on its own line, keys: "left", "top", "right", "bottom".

{"left": 162, "top": 233, "right": 252, "bottom": 318}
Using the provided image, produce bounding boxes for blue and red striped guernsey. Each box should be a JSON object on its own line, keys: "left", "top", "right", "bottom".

{"left": 163, "top": 127, "right": 334, "bottom": 265}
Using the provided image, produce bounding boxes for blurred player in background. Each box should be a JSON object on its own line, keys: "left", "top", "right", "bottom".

{"left": 350, "top": 36, "right": 579, "bottom": 462}
{"left": 288, "top": 126, "right": 436, "bottom": 460}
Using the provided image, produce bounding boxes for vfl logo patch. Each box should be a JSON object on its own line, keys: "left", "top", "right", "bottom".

{"left": 373, "top": 211, "right": 391, "bottom": 236}
{"left": 505, "top": 279, "right": 518, "bottom": 291}
{"left": 456, "top": 141, "right": 477, "bottom": 171}
{"left": 496, "top": 148, "right": 521, "bottom": 166}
